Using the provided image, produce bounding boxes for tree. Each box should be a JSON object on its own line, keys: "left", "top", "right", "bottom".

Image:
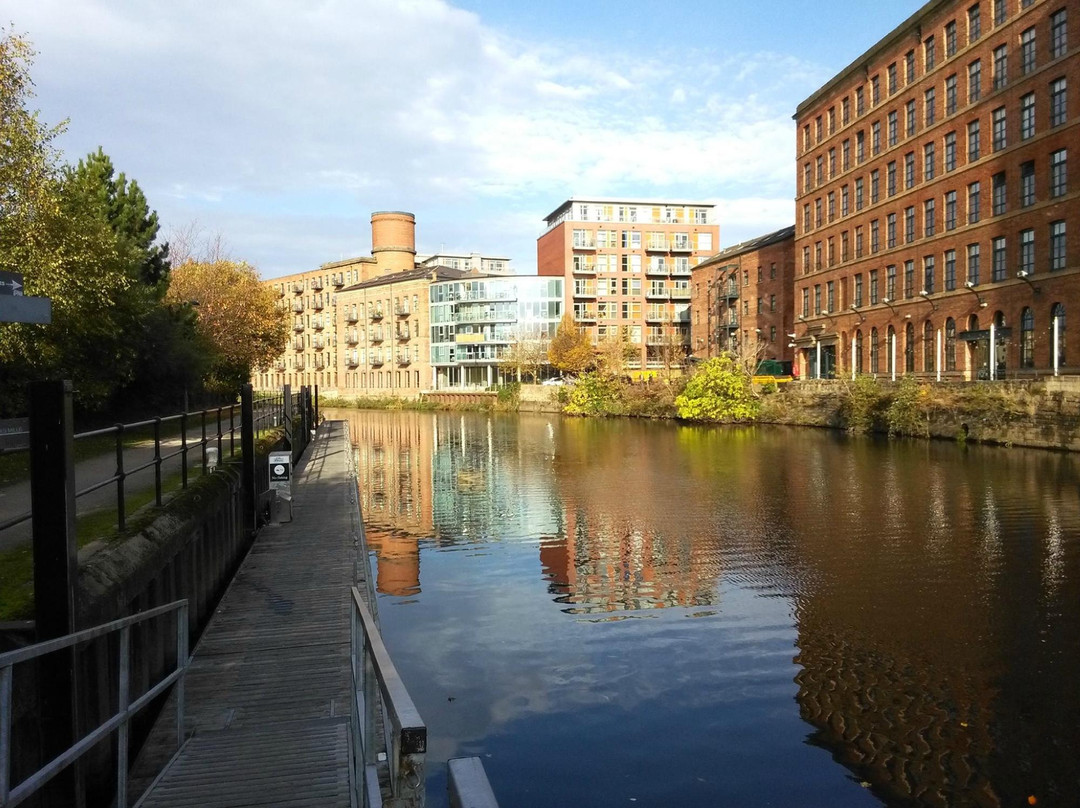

{"left": 501, "top": 324, "right": 550, "bottom": 382}
{"left": 674, "top": 355, "right": 760, "bottom": 422}
{"left": 595, "top": 330, "right": 634, "bottom": 378}
{"left": 547, "top": 314, "right": 593, "bottom": 375}
{"left": 166, "top": 260, "right": 289, "bottom": 395}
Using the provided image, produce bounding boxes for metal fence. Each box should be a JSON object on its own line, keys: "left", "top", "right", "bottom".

{"left": 0, "top": 600, "right": 189, "bottom": 808}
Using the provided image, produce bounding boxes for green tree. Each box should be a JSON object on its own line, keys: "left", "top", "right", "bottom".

{"left": 674, "top": 354, "right": 760, "bottom": 422}
{"left": 547, "top": 313, "right": 593, "bottom": 375}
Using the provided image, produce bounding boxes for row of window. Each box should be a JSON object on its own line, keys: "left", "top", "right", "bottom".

{"left": 850, "top": 304, "right": 1066, "bottom": 375}
{"left": 803, "top": 71, "right": 1068, "bottom": 199}
{"left": 803, "top": 150, "right": 1068, "bottom": 259}
{"left": 802, "top": 3, "right": 1066, "bottom": 153}
{"left": 801, "top": 219, "right": 1066, "bottom": 318}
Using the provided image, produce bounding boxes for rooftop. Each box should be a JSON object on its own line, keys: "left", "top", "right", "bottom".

{"left": 695, "top": 225, "right": 796, "bottom": 270}
{"left": 542, "top": 197, "right": 716, "bottom": 223}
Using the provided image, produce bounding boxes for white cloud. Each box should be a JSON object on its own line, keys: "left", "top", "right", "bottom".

{"left": 16, "top": 0, "right": 807, "bottom": 276}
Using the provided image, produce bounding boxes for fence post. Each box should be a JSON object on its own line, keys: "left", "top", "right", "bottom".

{"left": 283, "top": 384, "right": 294, "bottom": 460}
{"left": 29, "top": 379, "right": 81, "bottom": 805}
{"left": 240, "top": 384, "right": 256, "bottom": 536}
{"left": 314, "top": 384, "right": 319, "bottom": 431}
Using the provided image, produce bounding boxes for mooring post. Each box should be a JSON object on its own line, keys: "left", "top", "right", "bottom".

{"left": 240, "top": 384, "right": 256, "bottom": 536}
{"left": 29, "top": 379, "right": 81, "bottom": 805}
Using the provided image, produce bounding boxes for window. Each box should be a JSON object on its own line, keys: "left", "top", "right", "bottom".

{"left": 1052, "top": 303, "right": 1066, "bottom": 365}
{"left": 817, "top": 155, "right": 824, "bottom": 184}
{"left": 924, "top": 320, "right": 935, "bottom": 372}
{"left": 905, "top": 206, "right": 916, "bottom": 243}
{"left": 993, "top": 45, "right": 1007, "bottom": 89}
{"left": 871, "top": 219, "right": 880, "bottom": 252}
{"left": 925, "top": 198, "right": 936, "bottom": 236}
{"left": 803, "top": 204, "right": 811, "bottom": 231}
{"left": 992, "top": 236, "right": 1007, "bottom": 281}
{"left": 842, "top": 139, "right": 851, "bottom": 170}
{"left": 888, "top": 111, "right": 898, "bottom": 145}
{"left": 856, "top": 130, "right": 866, "bottom": 162}
{"left": 968, "top": 119, "right": 981, "bottom": 160}
{"left": 829, "top": 147, "right": 837, "bottom": 177}
{"left": 887, "top": 326, "right": 897, "bottom": 375}
{"left": 992, "top": 106, "right": 1007, "bottom": 151}
{"left": 1020, "top": 308, "right": 1034, "bottom": 367}
{"left": 993, "top": 171, "right": 1007, "bottom": 214}
{"left": 945, "top": 317, "right": 957, "bottom": 371}
{"left": 815, "top": 198, "right": 823, "bottom": 226}
{"left": 842, "top": 230, "right": 850, "bottom": 260}
{"left": 968, "top": 59, "right": 982, "bottom": 102}
{"left": 870, "top": 269, "right": 880, "bottom": 303}
{"left": 855, "top": 177, "right": 864, "bottom": 210}
{"left": 888, "top": 63, "right": 898, "bottom": 95}
{"left": 993, "top": 0, "right": 1006, "bottom": 26}
{"left": 1020, "top": 92, "right": 1035, "bottom": 140}
{"left": 814, "top": 284, "right": 821, "bottom": 315}
{"left": 905, "top": 260, "right": 915, "bottom": 297}
{"left": 1020, "top": 229, "right": 1035, "bottom": 275}
{"left": 887, "top": 213, "right": 897, "bottom": 248}
{"left": 872, "top": 121, "right": 881, "bottom": 154}
{"left": 906, "top": 100, "right": 917, "bottom": 136}
{"left": 828, "top": 107, "right": 836, "bottom": 134}
{"left": 945, "top": 249, "right": 958, "bottom": 291}
{"left": 1020, "top": 27, "right": 1036, "bottom": 75}
{"left": 1021, "top": 160, "right": 1036, "bottom": 206}
{"left": 1051, "top": 9, "right": 1068, "bottom": 59}
{"left": 945, "top": 131, "right": 957, "bottom": 171}
{"left": 802, "top": 288, "right": 809, "bottom": 317}
{"left": 842, "top": 185, "right": 850, "bottom": 216}
{"left": 906, "top": 322, "right": 916, "bottom": 372}
{"left": 1050, "top": 220, "right": 1067, "bottom": 270}
{"left": 946, "top": 190, "right": 957, "bottom": 230}
{"left": 803, "top": 163, "right": 812, "bottom": 192}
{"left": 967, "top": 243, "right": 981, "bottom": 285}
{"left": 827, "top": 281, "right": 835, "bottom": 312}
{"left": 946, "top": 21, "right": 958, "bottom": 56}
{"left": 969, "top": 4, "right": 982, "bottom": 41}
{"left": 925, "top": 87, "right": 937, "bottom": 125}
{"left": 887, "top": 161, "right": 897, "bottom": 196}
{"left": 946, "top": 74, "right": 958, "bottom": 114}
{"left": 802, "top": 246, "right": 811, "bottom": 273}
{"left": 854, "top": 273, "right": 864, "bottom": 307}
{"left": 1051, "top": 149, "right": 1068, "bottom": 197}
{"left": 856, "top": 86, "right": 866, "bottom": 115}
{"left": 870, "top": 328, "right": 880, "bottom": 373}
{"left": 1051, "top": 77, "right": 1067, "bottom": 127}
{"left": 872, "top": 75, "right": 881, "bottom": 105}
{"left": 871, "top": 169, "right": 880, "bottom": 202}
{"left": 969, "top": 181, "right": 981, "bottom": 223}
{"left": 924, "top": 255, "right": 936, "bottom": 294}
{"left": 855, "top": 330, "right": 864, "bottom": 373}
{"left": 856, "top": 227, "right": 864, "bottom": 257}
{"left": 842, "top": 97, "right": 851, "bottom": 124}
{"left": 828, "top": 192, "right": 836, "bottom": 222}
{"left": 905, "top": 50, "right": 916, "bottom": 84}
{"left": 816, "top": 116, "right": 823, "bottom": 141}
{"left": 925, "top": 141, "right": 936, "bottom": 179}
{"left": 905, "top": 152, "right": 915, "bottom": 188}
{"left": 925, "top": 35, "right": 937, "bottom": 70}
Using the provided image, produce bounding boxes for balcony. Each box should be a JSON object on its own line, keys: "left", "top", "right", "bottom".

{"left": 310, "top": 278, "right": 323, "bottom": 290}
{"left": 646, "top": 287, "right": 668, "bottom": 300}
{"left": 645, "top": 308, "right": 669, "bottom": 322}
{"left": 313, "top": 337, "right": 325, "bottom": 350}
{"left": 275, "top": 360, "right": 287, "bottom": 371}
{"left": 293, "top": 338, "right": 304, "bottom": 352}
{"left": 723, "top": 318, "right": 739, "bottom": 330}
{"left": 370, "top": 307, "right": 384, "bottom": 321}
{"left": 669, "top": 288, "right": 691, "bottom": 300}
{"left": 396, "top": 354, "right": 411, "bottom": 366}
{"left": 669, "top": 238, "right": 693, "bottom": 253}
{"left": 345, "top": 308, "right": 359, "bottom": 323}
{"left": 293, "top": 320, "right": 304, "bottom": 332}
{"left": 670, "top": 264, "right": 692, "bottom": 276}
{"left": 395, "top": 303, "right": 411, "bottom": 317}
{"left": 572, "top": 260, "right": 597, "bottom": 274}
{"left": 346, "top": 329, "right": 359, "bottom": 345}
{"left": 396, "top": 326, "right": 411, "bottom": 341}
{"left": 312, "top": 318, "right": 324, "bottom": 330}
{"left": 646, "top": 334, "right": 668, "bottom": 345}
{"left": 723, "top": 286, "right": 740, "bottom": 300}
{"left": 645, "top": 238, "right": 669, "bottom": 252}
{"left": 371, "top": 355, "right": 384, "bottom": 366}
{"left": 572, "top": 237, "right": 597, "bottom": 251}
{"left": 573, "top": 284, "right": 597, "bottom": 298}
{"left": 295, "top": 359, "right": 305, "bottom": 371}
{"left": 312, "top": 297, "right": 324, "bottom": 311}
{"left": 314, "top": 358, "right": 326, "bottom": 370}
{"left": 573, "top": 308, "right": 598, "bottom": 322}
{"left": 333, "top": 274, "right": 345, "bottom": 287}
{"left": 346, "top": 353, "right": 360, "bottom": 367}
{"left": 369, "top": 329, "right": 384, "bottom": 343}
{"left": 293, "top": 282, "right": 304, "bottom": 294}
{"left": 278, "top": 287, "right": 285, "bottom": 298}
{"left": 292, "top": 301, "right": 304, "bottom": 313}
{"left": 646, "top": 262, "right": 668, "bottom": 276}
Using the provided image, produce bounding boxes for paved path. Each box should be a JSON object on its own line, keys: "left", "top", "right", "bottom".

{"left": 130, "top": 421, "right": 367, "bottom": 807}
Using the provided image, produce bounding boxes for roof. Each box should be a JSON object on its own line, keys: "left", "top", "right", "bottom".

{"left": 542, "top": 197, "right": 716, "bottom": 223}
{"left": 339, "top": 265, "right": 471, "bottom": 293}
{"left": 695, "top": 225, "right": 796, "bottom": 270}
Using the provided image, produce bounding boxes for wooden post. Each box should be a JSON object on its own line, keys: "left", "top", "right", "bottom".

{"left": 29, "top": 379, "right": 81, "bottom": 806}
{"left": 240, "top": 384, "right": 256, "bottom": 536}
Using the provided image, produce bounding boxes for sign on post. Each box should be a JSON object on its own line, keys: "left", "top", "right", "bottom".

{"left": 268, "top": 451, "right": 293, "bottom": 522}
{"left": 0, "top": 417, "right": 30, "bottom": 451}
{"left": 0, "top": 270, "right": 24, "bottom": 296}
{"left": 0, "top": 271, "right": 52, "bottom": 325}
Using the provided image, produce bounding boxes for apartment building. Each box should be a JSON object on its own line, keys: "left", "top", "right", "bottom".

{"left": 690, "top": 226, "right": 796, "bottom": 364}
{"left": 537, "top": 198, "right": 719, "bottom": 373}
{"left": 418, "top": 252, "right": 512, "bottom": 275}
{"left": 795, "top": 0, "right": 1077, "bottom": 380}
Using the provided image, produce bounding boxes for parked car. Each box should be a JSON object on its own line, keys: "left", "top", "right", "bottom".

{"left": 541, "top": 377, "right": 566, "bottom": 386}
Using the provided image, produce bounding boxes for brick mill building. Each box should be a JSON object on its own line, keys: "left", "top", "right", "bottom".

{"left": 794, "top": 0, "right": 1076, "bottom": 380}
{"left": 690, "top": 226, "right": 796, "bottom": 364}
{"left": 537, "top": 198, "right": 719, "bottom": 373}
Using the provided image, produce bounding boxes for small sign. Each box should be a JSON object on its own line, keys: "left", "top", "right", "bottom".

{"left": 0, "top": 417, "right": 30, "bottom": 451}
{"left": 268, "top": 451, "right": 292, "bottom": 492}
{"left": 0, "top": 271, "right": 23, "bottom": 296}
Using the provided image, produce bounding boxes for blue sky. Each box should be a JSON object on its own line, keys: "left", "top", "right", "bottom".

{"left": 18, "top": 0, "right": 920, "bottom": 278}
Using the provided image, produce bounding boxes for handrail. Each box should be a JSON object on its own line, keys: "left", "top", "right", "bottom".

{"left": 0, "top": 599, "right": 189, "bottom": 808}
{"left": 350, "top": 586, "right": 426, "bottom": 808}
{"left": 448, "top": 758, "right": 499, "bottom": 808}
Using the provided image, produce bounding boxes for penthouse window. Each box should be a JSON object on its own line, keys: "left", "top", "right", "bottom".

{"left": 1050, "top": 221, "right": 1067, "bottom": 270}
{"left": 925, "top": 141, "right": 936, "bottom": 180}
{"left": 888, "top": 111, "right": 898, "bottom": 145}
{"left": 992, "top": 107, "right": 1007, "bottom": 151}
{"left": 968, "top": 181, "right": 981, "bottom": 223}
{"left": 906, "top": 50, "right": 916, "bottom": 83}
{"left": 992, "top": 171, "right": 1007, "bottom": 214}
{"left": 1051, "top": 9, "right": 1068, "bottom": 59}
{"left": 1020, "top": 93, "right": 1035, "bottom": 140}
{"left": 945, "top": 249, "right": 957, "bottom": 290}
{"left": 1020, "top": 27, "right": 1036, "bottom": 75}
{"left": 992, "top": 236, "right": 1007, "bottom": 281}
{"left": 946, "top": 21, "right": 958, "bottom": 57}
{"left": 945, "top": 190, "right": 958, "bottom": 230}
{"left": 1050, "top": 78, "right": 1067, "bottom": 127}
{"left": 968, "top": 119, "right": 981, "bottom": 160}
{"left": 945, "top": 131, "right": 957, "bottom": 171}
{"left": 969, "top": 59, "right": 982, "bottom": 102}
{"left": 925, "top": 35, "right": 937, "bottom": 70}
{"left": 968, "top": 4, "right": 981, "bottom": 42}
{"left": 993, "top": 0, "right": 1005, "bottom": 26}
{"left": 993, "top": 45, "right": 1008, "bottom": 89}
{"left": 946, "top": 74, "right": 958, "bottom": 115}
{"left": 1020, "top": 160, "right": 1035, "bottom": 206}
{"left": 925, "top": 198, "right": 936, "bottom": 236}
{"left": 1020, "top": 229, "right": 1035, "bottom": 275}
{"left": 925, "top": 87, "right": 937, "bottom": 124}
{"left": 905, "top": 152, "right": 916, "bottom": 188}
{"left": 1051, "top": 149, "right": 1068, "bottom": 197}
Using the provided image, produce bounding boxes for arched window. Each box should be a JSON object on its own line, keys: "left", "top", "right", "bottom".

{"left": 870, "top": 327, "right": 880, "bottom": 374}
{"left": 1052, "top": 303, "right": 1067, "bottom": 366}
{"left": 905, "top": 322, "right": 916, "bottom": 372}
{"left": 855, "top": 329, "right": 864, "bottom": 373}
{"left": 993, "top": 311, "right": 1007, "bottom": 375}
{"left": 887, "top": 326, "right": 896, "bottom": 375}
{"left": 1021, "top": 308, "right": 1034, "bottom": 368}
{"left": 924, "top": 320, "right": 935, "bottom": 372}
{"left": 945, "top": 318, "right": 957, "bottom": 371}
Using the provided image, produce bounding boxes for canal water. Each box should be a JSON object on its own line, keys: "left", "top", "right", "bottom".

{"left": 329, "top": 408, "right": 1080, "bottom": 808}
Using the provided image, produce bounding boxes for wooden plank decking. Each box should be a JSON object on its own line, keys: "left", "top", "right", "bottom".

{"left": 132, "top": 421, "right": 366, "bottom": 807}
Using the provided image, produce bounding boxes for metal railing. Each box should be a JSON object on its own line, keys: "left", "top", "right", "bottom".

{"left": 351, "top": 586, "right": 426, "bottom": 808}
{"left": 0, "top": 600, "right": 189, "bottom": 808}
{"left": 448, "top": 758, "right": 499, "bottom": 808}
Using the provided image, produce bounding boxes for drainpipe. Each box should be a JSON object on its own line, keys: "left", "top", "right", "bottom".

{"left": 1053, "top": 316, "right": 1060, "bottom": 376}
{"left": 890, "top": 333, "right": 896, "bottom": 382}
{"left": 851, "top": 335, "right": 856, "bottom": 381}
{"left": 989, "top": 322, "right": 996, "bottom": 381}
{"left": 937, "top": 329, "right": 943, "bottom": 382}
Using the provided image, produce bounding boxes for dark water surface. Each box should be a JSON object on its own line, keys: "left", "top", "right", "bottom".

{"left": 330, "top": 409, "right": 1080, "bottom": 808}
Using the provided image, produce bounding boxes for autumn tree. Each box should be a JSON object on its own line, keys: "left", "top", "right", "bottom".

{"left": 501, "top": 324, "right": 550, "bottom": 382}
{"left": 166, "top": 260, "right": 288, "bottom": 395}
{"left": 595, "top": 330, "right": 634, "bottom": 378}
{"left": 547, "top": 314, "right": 593, "bottom": 375}
{"left": 674, "top": 355, "right": 760, "bottom": 423}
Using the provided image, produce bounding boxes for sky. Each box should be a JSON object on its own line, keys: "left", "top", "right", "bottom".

{"left": 16, "top": 0, "right": 921, "bottom": 278}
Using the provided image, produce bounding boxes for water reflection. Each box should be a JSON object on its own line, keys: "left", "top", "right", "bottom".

{"left": 330, "top": 409, "right": 1080, "bottom": 807}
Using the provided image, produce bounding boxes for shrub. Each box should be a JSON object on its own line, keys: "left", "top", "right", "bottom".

{"left": 841, "top": 374, "right": 885, "bottom": 434}
{"left": 674, "top": 356, "right": 759, "bottom": 423}
{"left": 564, "top": 372, "right": 621, "bottom": 416}
{"left": 885, "top": 375, "right": 928, "bottom": 436}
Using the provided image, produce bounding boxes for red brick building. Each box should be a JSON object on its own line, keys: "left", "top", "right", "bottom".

{"left": 690, "top": 226, "right": 796, "bottom": 364}
{"left": 794, "top": 0, "right": 1077, "bottom": 380}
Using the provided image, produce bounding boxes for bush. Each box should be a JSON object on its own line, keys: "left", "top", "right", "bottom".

{"left": 885, "top": 375, "right": 928, "bottom": 436}
{"left": 564, "top": 372, "right": 621, "bottom": 416}
{"left": 495, "top": 382, "right": 520, "bottom": 411}
{"left": 840, "top": 374, "right": 885, "bottom": 433}
{"left": 674, "top": 355, "right": 759, "bottom": 423}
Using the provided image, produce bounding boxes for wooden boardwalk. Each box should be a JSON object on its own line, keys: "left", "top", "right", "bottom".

{"left": 132, "top": 421, "right": 366, "bottom": 807}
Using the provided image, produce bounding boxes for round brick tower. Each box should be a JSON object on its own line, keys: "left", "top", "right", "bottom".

{"left": 370, "top": 211, "right": 416, "bottom": 274}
